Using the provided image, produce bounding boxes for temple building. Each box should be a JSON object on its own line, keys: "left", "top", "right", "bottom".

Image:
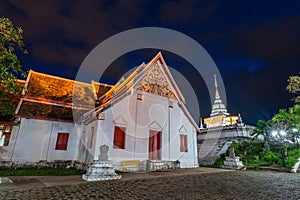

{"left": 0, "top": 53, "right": 199, "bottom": 171}
{"left": 198, "top": 75, "right": 254, "bottom": 166}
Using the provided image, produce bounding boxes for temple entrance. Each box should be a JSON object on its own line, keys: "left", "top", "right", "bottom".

{"left": 148, "top": 130, "right": 161, "bottom": 160}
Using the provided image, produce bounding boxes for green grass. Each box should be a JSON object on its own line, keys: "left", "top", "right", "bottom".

{"left": 0, "top": 168, "right": 84, "bottom": 176}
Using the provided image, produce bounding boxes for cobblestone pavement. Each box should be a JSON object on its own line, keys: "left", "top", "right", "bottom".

{"left": 1, "top": 171, "right": 299, "bottom": 200}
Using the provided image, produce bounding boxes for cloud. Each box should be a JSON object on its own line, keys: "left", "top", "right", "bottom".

{"left": 0, "top": 0, "right": 145, "bottom": 67}
{"left": 230, "top": 15, "right": 300, "bottom": 65}
{"left": 1, "top": 0, "right": 299, "bottom": 125}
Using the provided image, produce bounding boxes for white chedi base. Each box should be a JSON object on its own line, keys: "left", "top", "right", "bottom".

{"left": 82, "top": 160, "right": 121, "bottom": 181}
{"left": 222, "top": 157, "right": 244, "bottom": 170}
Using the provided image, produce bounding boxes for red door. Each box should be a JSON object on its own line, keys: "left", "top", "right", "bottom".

{"left": 148, "top": 130, "right": 161, "bottom": 160}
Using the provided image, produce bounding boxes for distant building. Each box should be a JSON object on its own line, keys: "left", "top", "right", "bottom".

{"left": 0, "top": 53, "right": 199, "bottom": 171}
{"left": 198, "top": 75, "right": 254, "bottom": 166}
{"left": 203, "top": 75, "right": 239, "bottom": 128}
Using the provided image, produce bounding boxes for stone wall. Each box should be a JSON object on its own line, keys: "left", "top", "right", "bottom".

{"left": 0, "top": 160, "right": 87, "bottom": 170}
{"left": 197, "top": 124, "right": 254, "bottom": 166}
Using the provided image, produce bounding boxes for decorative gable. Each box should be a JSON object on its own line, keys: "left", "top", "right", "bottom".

{"left": 134, "top": 62, "right": 176, "bottom": 99}
{"left": 148, "top": 120, "right": 163, "bottom": 130}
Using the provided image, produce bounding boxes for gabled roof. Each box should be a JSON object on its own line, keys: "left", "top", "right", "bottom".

{"left": 17, "top": 99, "right": 87, "bottom": 122}
{"left": 111, "top": 52, "right": 185, "bottom": 103}
{"left": 93, "top": 52, "right": 186, "bottom": 111}
{"left": 13, "top": 53, "right": 199, "bottom": 130}
{"left": 16, "top": 70, "right": 111, "bottom": 122}
{"left": 89, "top": 52, "right": 199, "bottom": 132}
{"left": 91, "top": 80, "right": 112, "bottom": 106}
{"left": 25, "top": 70, "right": 95, "bottom": 106}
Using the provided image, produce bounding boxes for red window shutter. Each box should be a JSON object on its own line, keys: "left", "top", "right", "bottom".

{"left": 88, "top": 127, "right": 94, "bottom": 149}
{"left": 180, "top": 134, "right": 188, "bottom": 152}
{"left": 55, "top": 133, "right": 69, "bottom": 150}
{"left": 148, "top": 130, "right": 162, "bottom": 160}
{"left": 180, "top": 134, "right": 184, "bottom": 152}
{"left": 114, "top": 127, "right": 125, "bottom": 149}
{"left": 184, "top": 135, "right": 188, "bottom": 152}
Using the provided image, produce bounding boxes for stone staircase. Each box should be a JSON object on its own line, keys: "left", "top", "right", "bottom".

{"left": 197, "top": 124, "right": 254, "bottom": 166}
{"left": 217, "top": 141, "right": 232, "bottom": 156}
{"left": 198, "top": 140, "right": 232, "bottom": 166}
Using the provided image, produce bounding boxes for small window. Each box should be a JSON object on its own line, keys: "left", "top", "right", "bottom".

{"left": 87, "top": 127, "right": 94, "bottom": 149}
{"left": 113, "top": 126, "right": 125, "bottom": 149}
{"left": 180, "top": 134, "right": 188, "bottom": 152}
{"left": 55, "top": 133, "right": 69, "bottom": 150}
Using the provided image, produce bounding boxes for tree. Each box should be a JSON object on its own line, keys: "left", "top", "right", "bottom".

{"left": 272, "top": 104, "right": 300, "bottom": 146}
{"left": 250, "top": 75, "right": 300, "bottom": 168}
{"left": 250, "top": 120, "right": 271, "bottom": 151}
{"left": 286, "top": 75, "right": 300, "bottom": 103}
{"left": 251, "top": 120, "right": 268, "bottom": 139}
{"left": 0, "top": 17, "right": 27, "bottom": 121}
{"left": 272, "top": 104, "right": 300, "bottom": 129}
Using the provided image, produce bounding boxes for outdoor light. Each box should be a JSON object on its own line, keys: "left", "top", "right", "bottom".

{"left": 279, "top": 130, "right": 286, "bottom": 136}
{"left": 269, "top": 129, "right": 288, "bottom": 168}
{"left": 272, "top": 130, "right": 278, "bottom": 137}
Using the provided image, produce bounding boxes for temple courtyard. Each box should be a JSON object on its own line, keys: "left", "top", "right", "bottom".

{"left": 0, "top": 168, "right": 299, "bottom": 200}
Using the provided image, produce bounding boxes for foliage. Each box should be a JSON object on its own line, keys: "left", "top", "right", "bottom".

{"left": 250, "top": 120, "right": 268, "bottom": 139}
{"left": 207, "top": 141, "right": 299, "bottom": 169}
{"left": 286, "top": 75, "right": 300, "bottom": 103}
{"left": 261, "top": 151, "right": 282, "bottom": 166}
{"left": 210, "top": 154, "right": 226, "bottom": 168}
{"left": 246, "top": 74, "right": 300, "bottom": 169}
{"left": 251, "top": 104, "right": 300, "bottom": 148}
{"left": 0, "top": 168, "right": 83, "bottom": 176}
{"left": 250, "top": 120, "right": 274, "bottom": 152}
{"left": 286, "top": 148, "right": 300, "bottom": 168}
{"left": 232, "top": 142, "right": 265, "bottom": 166}
{"left": 231, "top": 141, "right": 299, "bottom": 169}
{"left": 271, "top": 104, "right": 300, "bottom": 145}
{"left": 0, "top": 17, "right": 27, "bottom": 121}
{"left": 272, "top": 104, "right": 300, "bottom": 129}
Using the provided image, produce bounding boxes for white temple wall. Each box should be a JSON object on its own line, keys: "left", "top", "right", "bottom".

{"left": 93, "top": 90, "right": 198, "bottom": 168}
{"left": 0, "top": 125, "right": 19, "bottom": 161}
{"left": 169, "top": 101, "right": 198, "bottom": 168}
{"left": 11, "top": 118, "right": 79, "bottom": 162}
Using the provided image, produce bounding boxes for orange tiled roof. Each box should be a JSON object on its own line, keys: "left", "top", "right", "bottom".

{"left": 92, "top": 81, "right": 112, "bottom": 99}
{"left": 16, "top": 70, "right": 112, "bottom": 121}
{"left": 17, "top": 99, "right": 87, "bottom": 122}
{"left": 26, "top": 71, "right": 95, "bottom": 106}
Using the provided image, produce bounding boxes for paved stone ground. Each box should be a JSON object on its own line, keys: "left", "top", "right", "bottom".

{"left": 0, "top": 171, "right": 299, "bottom": 200}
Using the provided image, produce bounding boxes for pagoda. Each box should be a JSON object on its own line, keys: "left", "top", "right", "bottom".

{"left": 203, "top": 74, "right": 238, "bottom": 128}
{"left": 197, "top": 75, "right": 254, "bottom": 166}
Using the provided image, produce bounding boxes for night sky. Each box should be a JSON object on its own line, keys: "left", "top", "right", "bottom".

{"left": 1, "top": 0, "right": 299, "bottom": 125}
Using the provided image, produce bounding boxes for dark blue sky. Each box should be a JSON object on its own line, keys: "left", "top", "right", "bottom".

{"left": 1, "top": 0, "right": 299, "bottom": 125}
